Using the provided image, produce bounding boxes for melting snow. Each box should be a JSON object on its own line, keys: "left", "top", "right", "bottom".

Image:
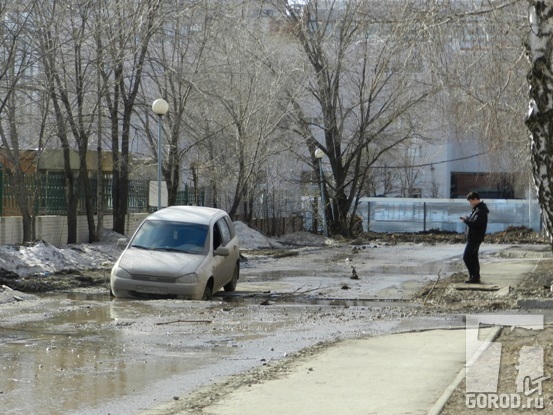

{"left": 0, "top": 222, "right": 326, "bottom": 278}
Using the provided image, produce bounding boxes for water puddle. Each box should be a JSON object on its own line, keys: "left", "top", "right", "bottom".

{"left": 56, "top": 291, "right": 112, "bottom": 302}
{"left": 0, "top": 300, "right": 231, "bottom": 415}
{"left": 238, "top": 261, "right": 460, "bottom": 305}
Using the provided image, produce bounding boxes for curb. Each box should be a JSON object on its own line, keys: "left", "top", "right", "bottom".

{"left": 427, "top": 325, "right": 503, "bottom": 415}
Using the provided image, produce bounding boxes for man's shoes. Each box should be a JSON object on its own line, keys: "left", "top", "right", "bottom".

{"left": 464, "top": 277, "right": 481, "bottom": 284}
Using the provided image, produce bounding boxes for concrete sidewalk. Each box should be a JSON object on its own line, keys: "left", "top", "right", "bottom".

{"left": 199, "top": 329, "right": 469, "bottom": 415}
{"left": 141, "top": 330, "right": 471, "bottom": 415}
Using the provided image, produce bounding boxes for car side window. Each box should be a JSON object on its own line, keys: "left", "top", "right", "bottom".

{"left": 213, "top": 224, "right": 222, "bottom": 250}
{"left": 216, "top": 218, "right": 232, "bottom": 247}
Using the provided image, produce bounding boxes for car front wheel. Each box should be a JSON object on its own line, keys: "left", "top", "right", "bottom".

{"left": 202, "top": 283, "right": 213, "bottom": 301}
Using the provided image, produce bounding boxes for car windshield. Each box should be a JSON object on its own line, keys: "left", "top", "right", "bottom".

{"left": 130, "top": 220, "right": 208, "bottom": 254}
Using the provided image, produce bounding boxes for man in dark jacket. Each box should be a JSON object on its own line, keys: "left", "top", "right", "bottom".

{"left": 460, "top": 191, "right": 489, "bottom": 284}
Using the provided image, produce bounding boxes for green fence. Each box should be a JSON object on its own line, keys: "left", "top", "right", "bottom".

{"left": 0, "top": 172, "right": 205, "bottom": 216}
{"left": 176, "top": 184, "right": 205, "bottom": 206}
{"left": 40, "top": 173, "right": 66, "bottom": 214}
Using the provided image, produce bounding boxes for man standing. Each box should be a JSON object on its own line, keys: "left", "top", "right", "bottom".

{"left": 460, "top": 192, "right": 489, "bottom": 284}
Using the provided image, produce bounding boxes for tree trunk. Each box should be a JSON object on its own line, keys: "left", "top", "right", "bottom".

{"left": 79, "top": 151, "right": 97, "bottom": 243}
{"left": 113, "top": 105, "right": 133, "bottom": 234}
{"left": 526, "top": 1, "right": 553, "bottom": 245}
{"left": 62, "top": 144, "right": 78, "bottom": 244}
{"left": 3, "top": 119, "right": 34, "bottom": 243}
{"left": 164, "top": 142, "right": 180, "bottom": 206}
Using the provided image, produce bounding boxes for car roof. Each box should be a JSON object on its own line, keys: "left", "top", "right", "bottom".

{"left": 146, "top": 206, "right": 227, "bottom": 225}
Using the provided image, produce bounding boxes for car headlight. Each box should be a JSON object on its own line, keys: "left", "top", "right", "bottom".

{"left": 177, "top": 273, "right": 198, "bottom": 283}
{"left": 113, "top": 266, "right": 132, "bottom": 279}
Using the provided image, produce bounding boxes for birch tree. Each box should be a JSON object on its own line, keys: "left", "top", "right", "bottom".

{"left": 526, "top": 0, "right": 553, "bottom": 242}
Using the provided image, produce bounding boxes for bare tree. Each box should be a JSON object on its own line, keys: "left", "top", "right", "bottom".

{"left": 141, "top": 0, "right": 219, "bottom": 207}
{"left": 96, "top": 0, "right": 162, "bottom": 234}
{"left": 0, "top": 0, "right": 41, "bottom": 243}
{"left": 271, "top": 0, "right": 436, "bottom": 236}
{"left": 36, "top": 0, "right": 103, "bottom": 243}
{"left": 187, "top": 1, "right": 292, "bottom": 219}
{"left": 428, "top": 1, "right": 529, "bottom": 187}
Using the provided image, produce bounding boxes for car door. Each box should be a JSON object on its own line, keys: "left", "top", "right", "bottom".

{"left": 211, "top": 217, "right": 236, "bottom": 289}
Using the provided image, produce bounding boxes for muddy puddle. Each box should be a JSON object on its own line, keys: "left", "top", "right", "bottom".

{"left": 0, "top": 298, "right": 235, "bottom": 415}
{"left": 239, "top": 260, "right": 463, "bottom": 302}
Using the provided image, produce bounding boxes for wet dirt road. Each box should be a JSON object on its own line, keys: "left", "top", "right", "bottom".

{"left": 0, "top": 243, "right": 525, "bottom": 414}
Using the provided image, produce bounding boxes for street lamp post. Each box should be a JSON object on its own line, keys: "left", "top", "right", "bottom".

{"left": 314, "top": 148, "right": 328, "bottom": 237}
{"left": 152, "top": 99, "right": 169, "bottom": 210}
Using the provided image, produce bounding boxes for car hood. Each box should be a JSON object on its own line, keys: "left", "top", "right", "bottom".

{"left": 118, "top": 248, "right": 204, "bottom": 277}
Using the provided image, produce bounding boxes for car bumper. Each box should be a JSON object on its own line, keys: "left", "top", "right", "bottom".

{"left": 111, "top": 276, "right": 204, "bottom": 300}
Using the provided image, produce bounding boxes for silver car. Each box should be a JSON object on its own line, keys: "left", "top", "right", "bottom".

{"left": 110, "top": 206, "right": 240, "bottom": 300}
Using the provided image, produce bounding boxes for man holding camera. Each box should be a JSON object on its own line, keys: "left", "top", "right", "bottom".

{"left": 460, "top": 191, "right": 489, "bottom": 284}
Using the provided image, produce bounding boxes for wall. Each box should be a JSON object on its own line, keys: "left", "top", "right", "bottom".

{"left": 0, "top": 217, "right": 24, "bottom": 245}
{"left": 0, "top": 213, "right": 148, "bottom": 246}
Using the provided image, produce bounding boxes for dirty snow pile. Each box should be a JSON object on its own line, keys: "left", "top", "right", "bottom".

{"left": 234, "top": 221, "right": 328, "bottom": 249}
{"left": 0, "top": 230, "right": 126, "bottom": 278}
{"left": 233, "top": 221, "right": 284, "bottom": 249}
{"left": 0, "top": 223, "right": 327, "bottom": 278}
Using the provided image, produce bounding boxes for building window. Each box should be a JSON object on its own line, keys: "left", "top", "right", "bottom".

{"left": 450, "top": 172, "right": 515, "bottom": 199}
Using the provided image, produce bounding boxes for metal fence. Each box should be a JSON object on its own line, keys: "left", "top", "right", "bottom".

{"left": 0, "top": 172, "right": 206, "bottom": 217}
{"left": 6, "top": 172, "right": 536, "bottom": 238}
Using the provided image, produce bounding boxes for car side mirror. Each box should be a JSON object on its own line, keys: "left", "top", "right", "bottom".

{"left": 117, "top": 238, "right": 129, "bottom": 248}
{"left": 214, "top": 246, "right": 230, "bottom": 257}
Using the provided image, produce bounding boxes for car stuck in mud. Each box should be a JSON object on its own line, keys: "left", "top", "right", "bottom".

{"left": 110, "top": 206, "right": 240, "bottom": 300}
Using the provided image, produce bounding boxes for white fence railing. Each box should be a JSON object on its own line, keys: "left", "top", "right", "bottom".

{"left": 303, "top": 197, "right": 542, "bottom": 234}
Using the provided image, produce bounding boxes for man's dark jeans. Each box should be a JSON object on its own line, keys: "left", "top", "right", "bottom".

{"left": 463, "top": 240, "right": 482, "bottom": 279}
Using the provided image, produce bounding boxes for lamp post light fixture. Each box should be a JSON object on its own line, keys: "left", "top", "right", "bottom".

{"left": 152, "top": 99, "right": 169, "bottom": 210}
{"left": 314, "top": 148, "right": 328, "bottom": 237}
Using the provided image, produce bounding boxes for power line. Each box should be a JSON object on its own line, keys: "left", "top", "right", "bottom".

{"left": 372, "top": 151, "right": 488, "bottom": 169}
